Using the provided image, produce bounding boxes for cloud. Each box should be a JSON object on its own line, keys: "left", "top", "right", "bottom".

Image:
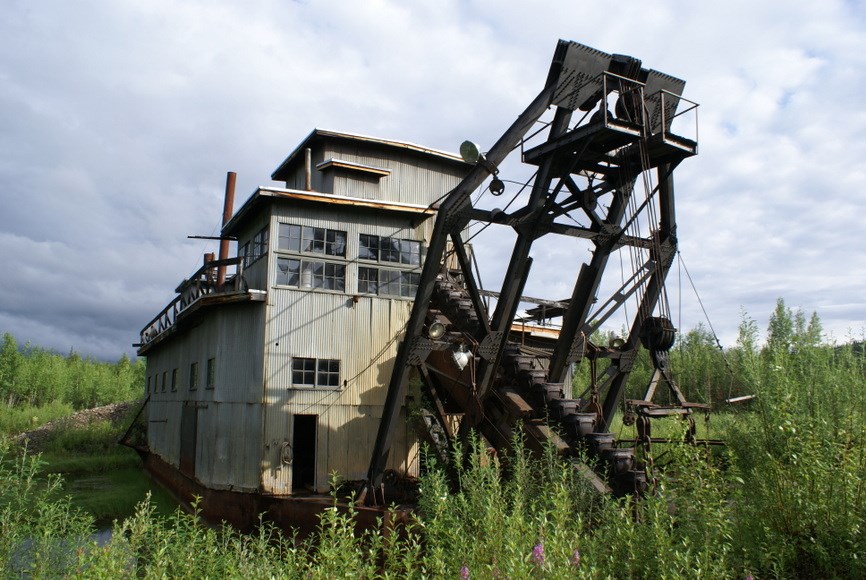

{"left": 1, "top": 0, "right": 865, "bottom": 360}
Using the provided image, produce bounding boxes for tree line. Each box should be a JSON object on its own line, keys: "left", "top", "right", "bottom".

{"left": 0, "top": 332, "right": 144, "bottom": 409}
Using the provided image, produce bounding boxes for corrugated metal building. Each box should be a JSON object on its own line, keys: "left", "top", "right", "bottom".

{"left": 138, "top": 129, "right": 470, "bottom": 495}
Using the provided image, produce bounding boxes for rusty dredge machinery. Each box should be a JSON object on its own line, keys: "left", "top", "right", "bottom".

{"left": 361, "top": 40, "right": 704, "bottom": 503}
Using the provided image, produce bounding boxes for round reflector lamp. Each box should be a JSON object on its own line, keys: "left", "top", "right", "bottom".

{"left": 460, "top": 140, "right": 482, "bottom": 164}
{"left": 427, "top": 321, "right": 447, "bottom": 339}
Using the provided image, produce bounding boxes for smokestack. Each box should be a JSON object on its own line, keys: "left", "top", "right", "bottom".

{"left": 216, "top": 171, "right": 237, "bottom": 289}
{"left": 305, "top": 148, "right": 312, "bottom": 191}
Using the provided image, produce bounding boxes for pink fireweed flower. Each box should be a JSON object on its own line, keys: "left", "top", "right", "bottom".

{"left": 532, "top": 543, "right": 545, "bottom": 566}
{"left": 460, "top": 564, "right": 470, "bottom": 579}
{"left": 571, "top": 548, "right": 581, "bottom": 567}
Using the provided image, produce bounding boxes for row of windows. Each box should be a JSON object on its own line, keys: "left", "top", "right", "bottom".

{"left": 239, "top": 227, "right": 269, "bottom": 268}
{"left": 147, "top": 357, "right": 341, "bottom": 393}
{"left": 358, "top": 267, "right": 420, "bottom": 297}
{"left": 241, "top": 225, "right": 423, "bottom": 270}
{"left": 359, "top": 234, "right": 421, "bottom": 265}
{"left": 147, "top": 358, "right": 215, "bottom": 394}
{"left": 276, "top": 258, "right": 346, "bottom": 291}
{"left": 275, "top": 259, "right": 420, "bottom": 297}
{"left": 278, "top": 224, "right": 347, "bottom": 257}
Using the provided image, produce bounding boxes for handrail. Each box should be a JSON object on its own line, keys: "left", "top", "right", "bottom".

{"left": 139, "top": 256, "right": 248, "bottom": 346}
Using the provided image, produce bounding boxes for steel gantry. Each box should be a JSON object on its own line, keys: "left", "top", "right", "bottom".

{"left": 362, "top": 40, "right": 702, "bottom": 503}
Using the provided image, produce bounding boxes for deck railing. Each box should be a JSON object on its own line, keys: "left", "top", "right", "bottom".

{"left": 139, "top": 257, "right": 248, "bottom": 347}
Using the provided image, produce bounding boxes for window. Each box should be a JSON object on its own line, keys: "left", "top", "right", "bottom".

{"left": 241, "top": 226, "right": 269, "bottom": 267}
{"left": 162, "top": 371, "right": 167, "bottom": 393}
{"left": 146, "top": 375, "right": 151, "bottom": 394}
{"left": 278, "top": 224, "right": 346, "bottom": 257}
{"left": 357, "top": 233, "right": 422, "bottom": 298}
{"left": 171, "top": 368, "right": 178, "bottom": 392}
{"left": 292, "top": 358, "right": 316, "bottom": 386}
{"left": 358, "top": 266, "right": 379, "bottom": 294}
{"left": 189, "top": 362, "right": 198, "bottom": 390}
{"left": 276, "top": 258, "right": 345, "bottom": 291}
{"left": 317, "top": 359, "right": 341, "bottom": 387}
{"left": 358, "top": 268, "right": 420, "bottom": 298}
{"left": 206, "top": 358, "right": 216, "bottom": 389}
{"left": 239, "top": 241, "right": 250, "bottom": 267}
{"left": 253, "top": 228, "right": 269, "bottom": 262}
{"left": 358, "top": 234, "right": 421, "bottom": 265}
{"left": 292, "top": 357, "right": 341, "bottom": 389}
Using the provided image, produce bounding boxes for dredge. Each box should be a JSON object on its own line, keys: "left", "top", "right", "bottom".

{"left": 130, "top": 39, "right": 703, "bottom": 531}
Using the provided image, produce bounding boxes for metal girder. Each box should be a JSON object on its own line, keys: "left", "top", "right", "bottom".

{"left": 363, "top": 39, "right": 698, "bottom": 504}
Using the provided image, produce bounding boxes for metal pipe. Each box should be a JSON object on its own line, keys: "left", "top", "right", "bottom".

{"left": 304, "top": 148, "right": 312, "bottom": 191}
{"left": 216, "top": 171, "right": 237, "bottom": 289}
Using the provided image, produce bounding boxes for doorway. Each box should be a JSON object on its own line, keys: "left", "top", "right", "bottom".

{"left": 292, "top": 414, "right": 317, "bottom": 492}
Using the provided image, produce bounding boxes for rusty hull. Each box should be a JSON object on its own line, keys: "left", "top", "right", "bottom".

{"left": 142, "top": 451, "right": 410, "bottom": 537}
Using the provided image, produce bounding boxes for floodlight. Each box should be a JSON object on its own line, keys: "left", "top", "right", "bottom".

{"left": 427, "top": 321, "right": 447, "bottom": 340}
{"left": 460, "top": 140, "right": 482, "bottom": 164}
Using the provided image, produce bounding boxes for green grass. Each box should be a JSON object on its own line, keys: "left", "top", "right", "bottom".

{"left": 0, "top": 400, "right": 75, "bottom": 435}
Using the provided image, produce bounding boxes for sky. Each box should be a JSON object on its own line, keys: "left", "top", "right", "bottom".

{"left": 1, "top": 0, "right": 865, "bottom": 361}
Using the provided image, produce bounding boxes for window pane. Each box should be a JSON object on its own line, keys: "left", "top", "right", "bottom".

{"left": 380, "top": 237, "right": 401, "bottom": 262}
{"left": 317, "top": 359, "right": 340, "bottom": 387}
{"left": 379, "top": 269, "right": 401, "bottom": 296}
{"left": 359, "top": 267, "right": 378, "bottom": 294}
{"left": 278, "top": 223, "right": 301, "bottom": 252}
{"left": 292, "top": 358, "right": 316, "bottom": 386}
{"left": 359, "top": 234, "right": 379, "bottom": 260}
{"left": 301, "top": 227, "right": 315, "bottom": 253}
{"left": 400, "top": 240, "right": 421, "bottom": 265}
{"left": 401, "top": 271, "right": 421, "bottom": 297}
{"left": 310, "top": 261, "right": 325, "bottom": 288}
{"left": 326, "top": 230, "right": 347, "bottom": 257}
{"left": 190, "top": 362, "right": 198, "bottom": 390}
{"left": 206, "top": 358, "right": 216, "bottom": 389}
{"left": 323, "top": 263, "right": 345, "bottom": 291}
{"left": 276, "top": 258, "right": 301, "bottom": 286}
{"left": 300, "top": 260, "right": 314, "bottom": 287}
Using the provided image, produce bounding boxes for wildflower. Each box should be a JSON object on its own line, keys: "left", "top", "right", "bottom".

{"left": 532, "top": 543, "right": 544, "bottom": 566}
{"left": 745, "top": 575, "right": 754, "bottom": 580}
{"left": 460, "top": 564, "right": 470, "bottom": 579}
{"left": 571, "top": 548, "right": 581, "bottom": 567}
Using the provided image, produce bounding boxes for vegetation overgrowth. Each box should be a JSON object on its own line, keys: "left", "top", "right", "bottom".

{"left": 0, "top": 299, "right": 864, "bottom": 577}
{"left": 0, "top": 332, "right": 144, "bottom": 414}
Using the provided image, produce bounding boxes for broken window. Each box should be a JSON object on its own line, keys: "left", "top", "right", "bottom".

{"left": 358, "top": 268, "right": 420, "bottom": 298}
{"left": 276, "top": 257, "right": 345, "bottom": 292}
{"left": 358, "top": 234, "right": 421, "bottom": 265}
{"left": 278, "top": 223, "right": 346, "bottom": 257}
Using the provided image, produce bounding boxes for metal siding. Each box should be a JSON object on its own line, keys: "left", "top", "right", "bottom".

{"left": 261, "top": 198, "right": 425, "bottom": 493}
{"left": 145, "top": 300, "right": 265, "bottom": 491}
{"left": 319, "top": 142, "right": 467, "bottom": 205}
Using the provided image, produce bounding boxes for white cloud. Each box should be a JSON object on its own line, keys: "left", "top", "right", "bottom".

{"left": 1, "top": 0, "right": 865, "bottom": 359}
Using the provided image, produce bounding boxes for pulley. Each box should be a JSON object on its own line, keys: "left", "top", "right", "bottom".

{"left": 639, "top": 316, "right": 676, "bottom": 352}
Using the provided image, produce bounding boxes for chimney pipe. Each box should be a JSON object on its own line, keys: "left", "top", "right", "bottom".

{"left": 304, "top": 148, "right": 312, "bottom": 191}
{"left": 217, "top": 171, "right": 237, "bottom": 289}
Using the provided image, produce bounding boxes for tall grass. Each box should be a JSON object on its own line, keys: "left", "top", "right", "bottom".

{"left": 1, "top": 301, "right": 864, "bottom": 577}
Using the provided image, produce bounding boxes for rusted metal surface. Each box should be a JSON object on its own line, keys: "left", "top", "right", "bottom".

{"left": 366, "top": 39, "right": 701, "bottom": 502}
{"left": 144, "top": 450, "right": 410, "bottom": 538}
{"left": 216, "top": 171, "right": 237, "bottom": 289}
